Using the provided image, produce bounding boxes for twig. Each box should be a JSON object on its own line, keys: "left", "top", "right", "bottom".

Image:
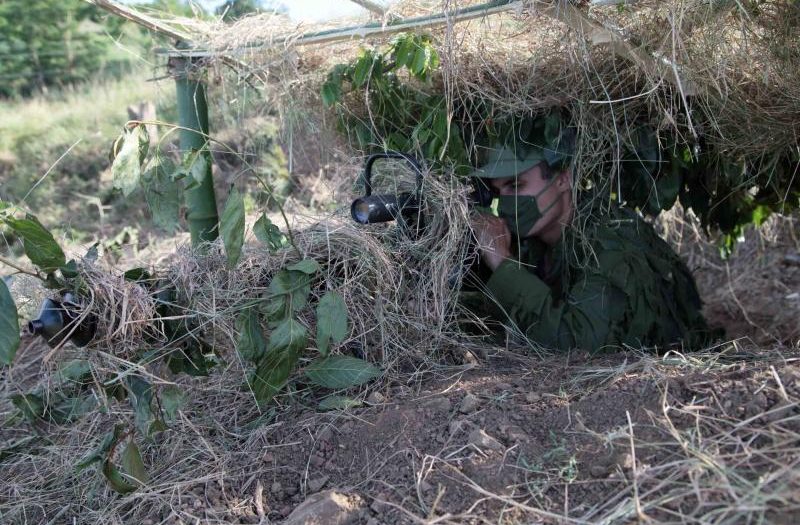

{"left": 0, "top": 256, "right": 42, "bottom": 280}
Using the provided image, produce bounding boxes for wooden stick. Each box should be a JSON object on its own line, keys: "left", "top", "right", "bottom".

{"left": 84, "top": 0, "right": 191, "bottom": 42}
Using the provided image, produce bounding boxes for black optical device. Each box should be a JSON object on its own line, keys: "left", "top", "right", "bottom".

{"left": 350, "top": 152, "right": 494, "bottom": 226}
{"left": 350, "top": 152, "right": 424, "bottom": 226}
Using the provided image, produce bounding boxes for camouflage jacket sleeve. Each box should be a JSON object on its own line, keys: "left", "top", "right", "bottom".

{"left": 485, "top": 259, "right": 628, "bottom": 351}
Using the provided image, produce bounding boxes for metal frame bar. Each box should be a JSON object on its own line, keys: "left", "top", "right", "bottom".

{"left": 348, "top": 0, "right": 389, "bottom": 16}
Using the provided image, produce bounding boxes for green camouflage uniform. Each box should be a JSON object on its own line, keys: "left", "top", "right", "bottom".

{"left": 472, "top": 201, "right": 713, "bottom": 351}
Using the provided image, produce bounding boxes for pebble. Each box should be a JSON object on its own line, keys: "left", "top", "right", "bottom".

{"left": 367, "top": 391, "right": 386, "bottom": 404}
{"left": 271, "top": 481, "right": 283, "bottom": 494}
{"left": 459, "top": 393, "right": 481, "bottom": 414}
{"left": 423, "top": 396, "right": 452, "bottom": 412}
{"left": 317, "top": 426, "right": 334, "bottom": 443}
{"left": 468, "top": 428, "right": 504, "bottom": 452}
{"left": 449, "top": 419, "right": 467, "bottom": 435}
{"left": 590, "top": 464, "right": 610, "bottom": 478}
{"left": 525, "top": 392, "right": 542, "bottom": 403}
{"left": 310, "top": 455, "right": 325, "bottom": 467}
{"left": 307, "top": 475, "right": 329, "bottom": 493}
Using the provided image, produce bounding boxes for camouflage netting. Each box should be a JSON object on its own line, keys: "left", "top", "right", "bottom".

{"left": 155, "top": 0, "right": 800, "bottom": 240}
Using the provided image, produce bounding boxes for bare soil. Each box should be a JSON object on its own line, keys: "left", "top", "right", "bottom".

{"left": 1, "top": 218, "right": 799, "bottom": 525}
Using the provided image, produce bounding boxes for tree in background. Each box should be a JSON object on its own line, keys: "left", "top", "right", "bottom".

{"left": 215, "top": 0, "right": 288, "bottom": 21}
{"left": 0, "top": 0, "right": 123, "bottom": 97}
{"left": 0, "top": 0, "right": 207, "bottom": 99}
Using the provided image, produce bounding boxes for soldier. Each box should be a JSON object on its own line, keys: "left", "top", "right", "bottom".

{"left": 469, "top": 143, "right": 713, "bottom": 351}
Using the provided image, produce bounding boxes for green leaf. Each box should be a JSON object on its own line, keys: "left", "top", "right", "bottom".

{"left": 11, "top": 393, "right": 45, "bottom": 422}
{"left": 111, "top": 126, "right": 146, "bottom": 197}
{"left": 263, "top": 293, "right": 288, "bottom": 324}
{"left": 268, "top": 318, "right": 308, "bottom": 353}
{"left": 142, "top": 155, "right": 180, "bottom": 232}
{"left": 166, "top": 343, "right": 215, "bottom": 377}
{"left": 183, "top": 148, "right": 209, "bottom": 185}
{"left": 5, "top": 215, "right": 66, "bottom": 272}
{"left": 220, "top": 187, "right": 245, "bottom": 267}
{"left": 236, "top": 307, "right": 267, "bottom": 362}
{"left": 321, "top": 81, "right": 341, "bottom": 108}
{"left": 103, "top": 460, "right": 137, "bottom": 494}
{"left": 76, "top": 424, "right": 124, "bottom": 472}
{"left": 353, "top": 52, "right": 373, "bottom": 88}
{"left": 0, "top": 436, "right": 36, "bottom": 462}
{"left": 251, "top": 347, "right": 299, "bottom": 405}
{"left": 315, "top": 291, "right": 348, "bottom": 356}
{"left": 286, "top": 258, "right": 320, "bottom": 275}
{"left": 48, "top": 394, "right": 97, "bottom": 424}
{"left": 267, "top": 269, "right": 312, "bottom": 314}
{"left": 56, "top": 359, "right": 92, "bottom": 383}
{"left": 126, "top": 376, "right": 155, "bottom": 438}
{"left": 85, "top": 243, "right": 99, "bottom": 262}
{"left": 304, "top": 355, "right": 381, "bottom": 390}
{"left": 318, "top": 395, "right": 362, "bottom": 411}
{"left": 160, "top": 385, "right": 186, "bottom": 422}
{"left": 253, "top": 214, "right": 286, "bottom": 252}
{"left": 123, "top": 267, "right": 151, "bottom": 282}
{"left": 392, "top": 34, "right": 415, "bottom": 68}
{"left": 0, "top": 279, "right": 20, "bottom": 365}
{"left": 60, "top": 259, "right": 79, "bottom": 278}
{"left": 120, "top": 440, "right": 149, "bottom": 486}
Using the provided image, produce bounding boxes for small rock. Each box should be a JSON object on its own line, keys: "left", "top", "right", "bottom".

{"left": 525, "top": 391, "right": 542, "bottom": 403}
{"left": 307, "top": 475, "right": 330, "bottom": 493}
{"left": 310, "top": 455, "right": 325, "bottom": 468}
{"left": 468, "top": 429, "right": 504, "bottom": 452}
{"left": 262, "top": 451, "right": 275, "bottom": 463}
{"left": 449, "top": 419, "right": 467, "bottom": 435}
{"left": 782, "top": 253, "right": 800, "bottom": 266}
{"left": 499, "top": 424, "right": 528, "bottom": 442}
{"left": 367, "top": 391, "right": 386, "bottom": 404}
{"left": 286, "top": 484, "right": 298, "bottom": 496}
{"left": 423, "top": 396, "right": 452, "bottom": 412}
{"left": 764, "top": 401, "right": 794, "bottom": 424}
{"left": 590, "top": 464, "right": 611, "bottom": 478}
{"left": 271, "top": 481, "right": 283, "bottom": 494}
{"left": 459, "top": 393, "right": 481, "bottom": 414}
{"left": 618, "top": 453, "right": 634, "bottom": 469}
{"left": 317, "top": 426, "right": 334, "bottom": 443}
{"left": 418, "top": 480, "right": 433, "bottom": 493}
{"left": 370, "top": 495, "right": 391, "bottom": 514}
{"left": 495, "top": 382, "right": 513, "bottom": 391}
{"left": 366, "top": 518, "right": 381, "bottom": 525}
{"left": 283, "top": 490, "right": 364, "bottom": 525}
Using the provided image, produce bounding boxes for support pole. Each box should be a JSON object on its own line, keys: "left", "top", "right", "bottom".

{"left": 171, "top": 54, "right": 219, "bottom": 246}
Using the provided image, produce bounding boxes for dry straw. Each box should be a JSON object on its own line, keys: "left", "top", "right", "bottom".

{"left": 172, "top": 0, "right": 798, "bottom": 205}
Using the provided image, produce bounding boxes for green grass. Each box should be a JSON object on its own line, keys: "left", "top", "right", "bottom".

{"left": 0, "top": 73, "right": 175, "bottom": 234}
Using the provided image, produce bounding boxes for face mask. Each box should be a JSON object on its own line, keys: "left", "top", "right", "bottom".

{"left": 496, "top": 175, "right": 559, "bottom": 238}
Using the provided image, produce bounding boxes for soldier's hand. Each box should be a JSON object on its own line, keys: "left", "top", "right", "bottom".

{"left": 472, "top": 213, "right": 512, "bottom": 271}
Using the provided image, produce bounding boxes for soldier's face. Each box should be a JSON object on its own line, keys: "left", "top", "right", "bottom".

{"left": 490, "top": 163, "right": 571, "bottom": 240}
